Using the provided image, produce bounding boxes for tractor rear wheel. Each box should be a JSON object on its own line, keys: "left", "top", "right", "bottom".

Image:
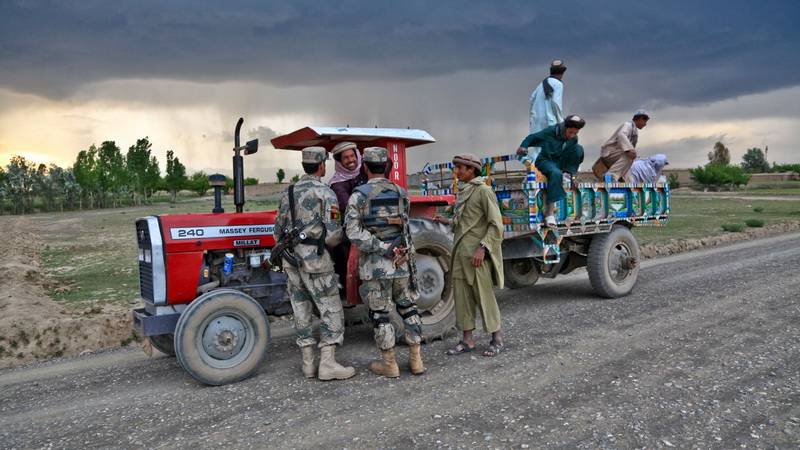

{"left": 149, "top": 334, "right": 175, "bottom": 356}
{"left": 408, "top": 218, "right": 456, "bottom": 342}
{"left": 174, "top": 289, "right": 270, "bottom": 385}
{"left": 587, "top": 225, "right": 640, "bottom": 298}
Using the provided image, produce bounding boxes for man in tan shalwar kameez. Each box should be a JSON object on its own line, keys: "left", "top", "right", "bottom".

{"left": 435, "top": 153, "right": 505, "bottom": 357}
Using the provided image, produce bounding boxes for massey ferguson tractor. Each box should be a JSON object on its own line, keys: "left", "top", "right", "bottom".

{"left": 132, "top": 118, "right": 669, "bottom": 386}
{"left": 132, "top": 119, "right": 455, "bottom": 385}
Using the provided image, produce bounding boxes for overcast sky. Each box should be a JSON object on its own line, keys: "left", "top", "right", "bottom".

{"left": 1, "top": 0, "right": 798, "bottom": 180}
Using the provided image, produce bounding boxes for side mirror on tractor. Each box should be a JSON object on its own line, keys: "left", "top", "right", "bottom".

{"left": 244, "top": 139, "right": 259, "bottom": 155}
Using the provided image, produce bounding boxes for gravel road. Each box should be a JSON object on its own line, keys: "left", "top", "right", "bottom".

{"left": 2, "top": 234, "right": 799, "bottom": 449}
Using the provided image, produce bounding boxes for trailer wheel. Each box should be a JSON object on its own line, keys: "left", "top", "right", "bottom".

{"left": 149, "top": 334, "right": 175, "bottom": 356}
{"left": 587, "top": 225, "right": 640, "bottom": 298}
{"left": 503, "top": 258, "right": 539, "bottom": 289}
{"left": 409, "top": 218, "right": 456, "bottom": 341}
{"left": 174, "top": 289, "right": 270, "bottom": 385}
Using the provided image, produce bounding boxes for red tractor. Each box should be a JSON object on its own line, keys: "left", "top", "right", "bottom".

{"left": 132, "top": 119, "right": 455, "bottom": 385}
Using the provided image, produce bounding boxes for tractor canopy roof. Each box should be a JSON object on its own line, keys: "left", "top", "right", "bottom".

{"left": 271, "top": 126, "right": 435, "bottom": 151}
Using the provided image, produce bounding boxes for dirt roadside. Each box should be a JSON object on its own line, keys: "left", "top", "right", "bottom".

{"left": 0, "top": 216, "right": 132, "bottom": 369}
{"left": 1, "top": 214, "right": 798, "bottom": 369}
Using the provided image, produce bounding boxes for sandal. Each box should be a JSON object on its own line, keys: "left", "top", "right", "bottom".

{"left": 446, "top": 340, "right": 475, "bottom": 356}
{"left": 482, "top": 341, "right": 504, "bottom": 357}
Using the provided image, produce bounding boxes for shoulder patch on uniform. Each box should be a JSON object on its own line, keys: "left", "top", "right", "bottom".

{"left": 330, "top": 205, "right": 340, "bottom": 221}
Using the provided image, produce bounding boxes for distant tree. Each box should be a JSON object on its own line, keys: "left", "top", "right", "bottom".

{"left": 0, "top": 167, "right": 7, "bottom": 214}
{"left": 707, "top": 141, "right": 731, "bottom": 166}
{"left": 189, "top": 171, "right": 210, "bottom": 196}
{"left": 5, "top": 155, "right": 37, "bottom": 213}
{"left": 73, "top": 145, "right": 99, "bottom": 209}
{"left": 667, "top": 173, "right": 680, "bottom": 189}
{"left": 61, "top": 168, "right": 81, "bottom": 210}
{"left": 244, "top": 177, "right": 259, "bottom": 186}
{"left": 165, "top": 150, "right": 187, "bottom": 202}
{"left": 126, "top": 137, "right": 153, "bottom": 205}
{"left": 741, "top": 147, "right": 769, "bottom": 173}
{"left": 291, "top": 174, "right": 300, "bottom": 183}
{"left": 690, "top": 164, "right": 750, "bottom": 191}
{"left": 33, "top": 163, "right": 50, "bottom": 211}
{"left": 143, "top": 155, "right": 161, "bottom": 201}
{"left": 276, "top": 168, "right": 285, "bottom": 184}
{"left": 95, "top": 141, "right": 127, "bottom": 207}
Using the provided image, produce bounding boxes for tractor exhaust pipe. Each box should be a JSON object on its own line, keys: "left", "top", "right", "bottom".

{"left": 231, "top": 118, "right": 259, "bottom": 213}
{"left": 233, "top": 118, "right": 245, "bottom": 213}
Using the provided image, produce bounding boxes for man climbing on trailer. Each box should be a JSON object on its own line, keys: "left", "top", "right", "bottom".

{"left": 516, "top": 115, "right": 586, "bottom": 227}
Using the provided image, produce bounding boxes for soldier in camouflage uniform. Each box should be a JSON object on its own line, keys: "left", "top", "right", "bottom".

{"left": 274, "top": 146, "right": 356, "bottom": 381}
{"left": 345, "top": 147, "right": 425, "bottom": 378}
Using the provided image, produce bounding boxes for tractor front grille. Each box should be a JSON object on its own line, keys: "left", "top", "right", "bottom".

{"left": 136, "top": 217, "right": 166, "bottom": 304}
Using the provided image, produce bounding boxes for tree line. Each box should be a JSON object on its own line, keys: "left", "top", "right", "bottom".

{"left": 690, "top": 142, "right": 798, "bottom": 190}
{"left": 0, "top": 137, "right": 258, "bottom": 215}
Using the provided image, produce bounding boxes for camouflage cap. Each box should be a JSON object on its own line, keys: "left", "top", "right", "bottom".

{"left": 301, "top": 146, "right": 328, "bottom": 164}
{"left": 363, "top": 147, "right": 388, "bottom": 163}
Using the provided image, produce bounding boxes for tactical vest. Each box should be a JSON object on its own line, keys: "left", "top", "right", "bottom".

{"left": 354, "top": 181, "right": 404, "bottom": 242}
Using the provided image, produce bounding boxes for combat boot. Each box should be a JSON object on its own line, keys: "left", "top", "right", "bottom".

{"left": 318, "top": 345, "right": 356, "bottom": 381}
{"left": 301, "top": 346, "right": 316, "bottom": 378}
{"left": 369, "top": 348, "right": 400, "bottom": 378}
{"left": 408, "top": 344, "right": 426, "bottom": 375}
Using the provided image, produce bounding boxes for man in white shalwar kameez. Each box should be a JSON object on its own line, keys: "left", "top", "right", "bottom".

{"left": 523, "top": 59, "right": 567, "bottom": 162}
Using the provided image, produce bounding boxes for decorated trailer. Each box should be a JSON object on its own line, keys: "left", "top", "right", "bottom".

{"left": 420, "top": 154, "right": 670, "bottom": 297}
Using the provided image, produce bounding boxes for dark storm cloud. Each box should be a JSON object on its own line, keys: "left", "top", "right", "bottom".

{"left": 1, "top": 0, "right": 798, "bottom": 111}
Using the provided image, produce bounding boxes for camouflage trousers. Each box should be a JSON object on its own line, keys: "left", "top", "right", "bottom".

{"left": 284, "top": 267, "right": 345, "bottom": 348}
{"left": 359, "top": 277, "right": 422, "bottom": 350}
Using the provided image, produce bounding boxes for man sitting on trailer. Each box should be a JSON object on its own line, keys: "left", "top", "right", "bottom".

{"left": 628, "top": 154, "right": 669, "bottom": 184}
{"left": 516, "top": 115, "right": 586, "bottom": 227}
{"left": 592, "top": 109, "right": 651, "bottom": 182}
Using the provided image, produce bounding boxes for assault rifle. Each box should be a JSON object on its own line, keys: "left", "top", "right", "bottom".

{"left": 269, "top": 227, "right": 303, "bottom": 269}
{"left": 269, "top": 183, "right": 302, "bottom": 270}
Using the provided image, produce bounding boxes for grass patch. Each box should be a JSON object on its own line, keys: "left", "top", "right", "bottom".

{"left": 753, "top": 207, "right": 764, "bottom": 213}
{"left": 634, "top": 194, "right": 799, "bottom": 246}
{"left": 721, "top": 223, "right": 745, "bottom": 232}
{"left": 745, "top": 219, "right": 765, "bottom": 228}
{"left": 32, "top": 196, "right": 277, "bottom": 307}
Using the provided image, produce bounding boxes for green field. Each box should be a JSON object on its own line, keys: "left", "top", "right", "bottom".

{"left": 35, "top": 196, "right": 278, "bottom": 308}
{"left": 19, "top": 189, "right": 798, "bottom": 309}
{"left": 634, "top": 194, "right": 800, "bottom": 246}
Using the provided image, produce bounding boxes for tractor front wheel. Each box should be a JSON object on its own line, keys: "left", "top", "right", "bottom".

{"left": 174, "top": 289, "right": 270, "bottom": 385}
